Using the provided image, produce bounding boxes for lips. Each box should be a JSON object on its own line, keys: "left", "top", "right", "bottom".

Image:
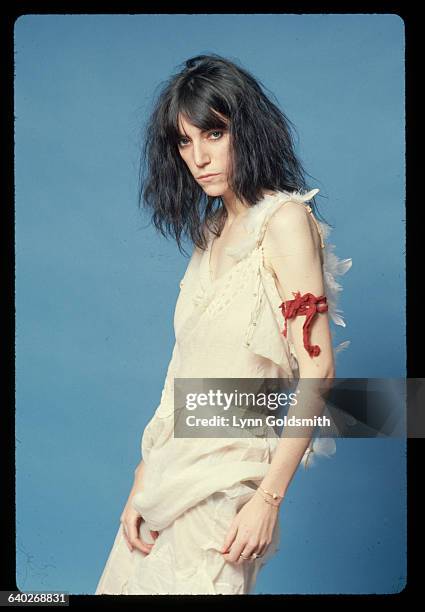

{"left": 198, "top": 173, "right": 220, "bottom": 179}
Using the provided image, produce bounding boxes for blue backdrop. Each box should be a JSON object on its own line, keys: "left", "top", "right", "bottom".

{"left": 15, "top": 13, "right": 405, "bottom": 594}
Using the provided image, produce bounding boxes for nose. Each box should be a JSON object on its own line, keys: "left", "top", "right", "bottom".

{"left": 193, "top": 140, "right": 210, "bottom": 167}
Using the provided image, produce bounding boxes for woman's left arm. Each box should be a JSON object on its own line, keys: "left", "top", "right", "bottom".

{"left": 258, "top": 200, "right": 335, "bottom": 493}
{"left": 221, "top": 201, "right": 335, "bottom": 563}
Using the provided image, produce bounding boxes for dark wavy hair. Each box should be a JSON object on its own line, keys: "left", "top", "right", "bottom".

{"left": 138, "top": 53, "right": 327, "bottom": 257}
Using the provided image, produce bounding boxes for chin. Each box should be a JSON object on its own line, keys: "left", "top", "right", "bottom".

{"left": 200, "top": 182, "right": 228, "bottom": 197}
{"left": 201, "top": 186, "right": 224, "bottom": 196}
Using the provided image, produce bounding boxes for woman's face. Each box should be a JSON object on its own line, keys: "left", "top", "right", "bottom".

{"left": 176, "top": 112, "right": 233, "bottom": 198}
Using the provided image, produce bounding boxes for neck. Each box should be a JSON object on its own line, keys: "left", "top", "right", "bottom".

{"left": 220, "top": 191, "right": 250, "bottom": 223}
{"left": 220, "top": 188, "right": 276, "bottom": 223}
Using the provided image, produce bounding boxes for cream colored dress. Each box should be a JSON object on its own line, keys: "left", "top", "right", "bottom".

{"left": 95, "top": 188, "right": 352, "bottom": 595}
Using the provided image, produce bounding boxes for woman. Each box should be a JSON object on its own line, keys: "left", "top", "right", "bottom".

{"left": 95, "top": 54, "right": 352, "bottom": 595}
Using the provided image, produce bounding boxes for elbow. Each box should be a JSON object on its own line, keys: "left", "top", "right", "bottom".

{"left": 325, "top": 362, "right": 336, "bottom": 379}
{"left": 298, "top": 360, "right": 335, "bottom": 380}
{"left": 326, "top": 361, "right": 337, "bottom": 379}
{"left": 298, "top": 362, "right": 335, "bottom": 397}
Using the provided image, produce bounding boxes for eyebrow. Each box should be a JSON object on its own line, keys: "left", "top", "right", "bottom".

{"left": 177, "top": 128, "right": 224, "bottom": 137}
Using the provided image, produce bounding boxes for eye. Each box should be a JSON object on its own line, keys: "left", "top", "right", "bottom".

{"left": 177, "top": 130, "right": 224, "bottom": 148}
{"left": 177, "top": 136, "right": 189, "bottom": 147}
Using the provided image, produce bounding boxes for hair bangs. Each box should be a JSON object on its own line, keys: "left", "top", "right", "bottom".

{"left": 139, "top": 53, "right": 326, "bottom": 255}
{"left": 168, "top": 87, "right": 230, "bottom": 145}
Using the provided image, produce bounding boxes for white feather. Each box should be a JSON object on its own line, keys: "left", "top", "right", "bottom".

{"left": 225, "top": 189, "right": 320, "bottom": 261}
{"left": 209, "top": 188, "right": 353, "bottom": 470}
{"left": 227, "top": 189, "right": 352, "bottom": 337}
{"left": 319, "top": 224, "right": 353, "bottom": 329}
{"left": 335, "top": 340, "right": 351, "bottom": 354}
{"left": 301, "top": 437, "right": 337, "bottom": 469}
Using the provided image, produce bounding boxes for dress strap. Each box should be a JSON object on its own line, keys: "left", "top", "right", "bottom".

{"left": 304, "top": 204, "right": 325, "bottom": 249}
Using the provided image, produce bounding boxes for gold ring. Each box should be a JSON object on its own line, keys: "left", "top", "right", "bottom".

{"left": 239, "top": 553, "right": 250, "bottom": 559}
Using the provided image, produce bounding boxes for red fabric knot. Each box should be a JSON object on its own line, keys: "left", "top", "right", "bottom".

{"left": 279, "top": 291, "right": 328, "bottom": 357}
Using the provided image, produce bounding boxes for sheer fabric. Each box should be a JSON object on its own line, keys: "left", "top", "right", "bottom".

{"left": 95, "top": 189, "right": 352, "bottom": 594}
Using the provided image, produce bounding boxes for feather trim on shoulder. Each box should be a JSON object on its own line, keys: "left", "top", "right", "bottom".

{"left": 222, "top": 188, "right": 352, "bottom": 341}
{"left": 224, "top": 188, "right": 320, "bottom": 261}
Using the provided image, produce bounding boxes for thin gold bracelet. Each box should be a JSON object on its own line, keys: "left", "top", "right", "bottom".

{"left": 258, "top": 491, "right": 280, "bottom": 508}
{"left": 259, "top": 485, "right": 283, "bottom": 500}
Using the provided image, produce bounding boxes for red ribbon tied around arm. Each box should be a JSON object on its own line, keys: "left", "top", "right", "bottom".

{"left": 279, "top": 291, "right": 328, "bottom": 357}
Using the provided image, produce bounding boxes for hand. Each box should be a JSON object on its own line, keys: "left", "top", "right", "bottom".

{"left": 221, "top": 490, "right": 279, "bottom": 564}
{"left": 120, "top": 492, "right": 159, "bottom": 554}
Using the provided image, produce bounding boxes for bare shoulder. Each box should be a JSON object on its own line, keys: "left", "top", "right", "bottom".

{"left": 265, "top": 200, "right": 310, "bottom": 242}
{"left": 264, "top": 200, "right": 316, "bottom": 252}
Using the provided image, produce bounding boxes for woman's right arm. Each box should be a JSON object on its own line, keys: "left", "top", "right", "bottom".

{"left": 119, "top": 245, "right": 199, "bottom": 553}
{"left": 120, "top": 459, "right": 159, "bottom": 553}
{"left": 134, "top": 458, "right": 145, "bottom": 483}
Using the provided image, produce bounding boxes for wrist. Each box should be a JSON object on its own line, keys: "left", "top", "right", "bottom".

{"left": 258, "top": 483, "right": 286, "bottom": 501}
{"left": 254, "top": 488, "right": 282, "bottom": 509}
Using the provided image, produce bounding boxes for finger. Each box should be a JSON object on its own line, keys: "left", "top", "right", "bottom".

{"left": 130, "top": 528, "right": 154, "bottom": 554}
{"left": 223, "top": 549, "right": 246, "bottom": 565}
{"left": 221, "top": 522, "right": 238, "bottom": 553}
{"left": 238, "top": 543, "right": 257, "bottom": 563}
{"left": 223, "top": 537, "right": 248, "bottom": 564}
{"left": 134, "top": 538, "right": 155, "bottom": 554}
{"left": 128, "top": 533, "right": 154, "bottom": 554}
{"left": 128, "top": 522, "right": 154, "bottom": 554}
{"left": 150, "top": 530, "right": 159, "bottom": 540}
